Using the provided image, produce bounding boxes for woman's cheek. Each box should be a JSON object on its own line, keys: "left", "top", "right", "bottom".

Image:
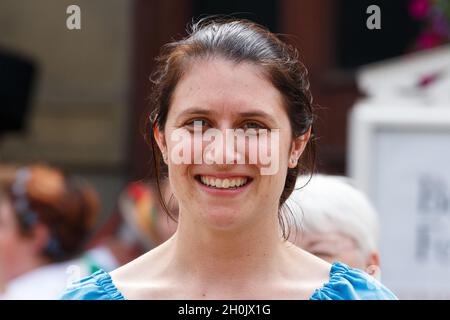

{"left": 251, "top": 131, "right": 282, "bottom": 176}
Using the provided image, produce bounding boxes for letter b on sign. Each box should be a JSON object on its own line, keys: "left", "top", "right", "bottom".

{"left": 366, "top": 5, "right": 381, "bottom": 30}
{"left": 66, "top": 5, "right": 81, "bottom": 30}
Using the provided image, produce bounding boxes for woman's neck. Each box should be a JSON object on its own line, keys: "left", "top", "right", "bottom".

{"left": 110, "top": 208, "right": 332, "bottom": 299}
{"left": 162, "top": 210, "right": 292, "bottom": 286}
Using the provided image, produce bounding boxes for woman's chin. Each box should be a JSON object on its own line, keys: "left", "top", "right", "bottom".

{"left": 199, "top": 207, "right": 247, "bottom": 230}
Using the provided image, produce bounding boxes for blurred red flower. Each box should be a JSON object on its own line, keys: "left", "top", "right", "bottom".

{"left": 409, "top": 0, "right": 431, "bottom": 20}
{"left": 416, "top": 30, "right": 446, "bottom": 49}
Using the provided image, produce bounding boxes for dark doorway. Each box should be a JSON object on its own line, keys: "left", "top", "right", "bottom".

{"left": 193, "top": 0, "right": 279, "bottom": 32}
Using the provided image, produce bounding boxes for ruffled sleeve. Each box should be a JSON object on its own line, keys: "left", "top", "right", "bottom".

{"left": 310, "top": 262, "right": 398, "bottom": 300}
{"left": 60, "top": 269, "right": 125, "bottom": 300}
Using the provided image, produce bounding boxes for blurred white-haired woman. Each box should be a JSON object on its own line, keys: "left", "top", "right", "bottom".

{"left": 286, "top": 174, "right": 381, "bottom": 278}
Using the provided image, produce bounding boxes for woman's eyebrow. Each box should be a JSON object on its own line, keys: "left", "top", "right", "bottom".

{"left": 181, "top": 107, "right": 211, "bottom": 116}
{"left": 178, "top": 107, "right": 277, "bottom": 124}
{"left": 239, "top": 111, "right": 277, "bottom": 124}
{"left": 174, "top": 108, "right": 211, "bottom": 122}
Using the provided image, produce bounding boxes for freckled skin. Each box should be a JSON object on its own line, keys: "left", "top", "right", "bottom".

{"left": 163, "top": 58, "right": 294, "bottom": 231}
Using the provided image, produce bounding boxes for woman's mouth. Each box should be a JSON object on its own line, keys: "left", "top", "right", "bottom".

{"left": 194, "top": 175, "right": 252, "bottom": 190}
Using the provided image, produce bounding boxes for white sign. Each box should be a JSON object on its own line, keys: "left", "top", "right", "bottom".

{"left": 348, "top": 100, "right": 450, "bottom": 299}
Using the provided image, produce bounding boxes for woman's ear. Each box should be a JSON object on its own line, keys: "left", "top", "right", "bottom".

{"left": 288, "top": 127, "right": 311, "bottom": 168}
{"left": 153, "top": 123, "right": 168, "bottom": 164}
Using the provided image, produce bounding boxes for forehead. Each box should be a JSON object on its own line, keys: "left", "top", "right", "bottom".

{"left": 169, "top": 57, "right": 285, "bottom": 118}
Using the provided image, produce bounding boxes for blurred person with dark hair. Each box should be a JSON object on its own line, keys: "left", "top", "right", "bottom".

{"left": 286, "top": 174, "right": 381, "bottom": 278}
{"left": 0, "top": 164, "right": 99, "bottom": 299}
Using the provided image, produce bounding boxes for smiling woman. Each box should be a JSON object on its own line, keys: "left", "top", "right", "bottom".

{"left": 61, "top": 17, "right": 397, "bottom": 300}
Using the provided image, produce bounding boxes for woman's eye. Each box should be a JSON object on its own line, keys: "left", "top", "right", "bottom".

{"left": 242, "top": 122, "right": 267, "bottom": 132}
{"left": 185, "top": 119, "right": 209, "bottom": 129}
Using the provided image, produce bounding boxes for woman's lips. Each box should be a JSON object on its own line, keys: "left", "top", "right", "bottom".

{"left": 194, "top": 174, "right": 253, "bottom": 196}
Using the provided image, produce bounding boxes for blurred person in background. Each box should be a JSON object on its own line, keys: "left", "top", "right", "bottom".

{"left": 0, "top": 164, "right": 99, "bottom": 299}
{"left": 286, "top": 174, "right": 381, "bottom": 278}
{"left": 83, "top": 179, "right": 178, "bottom": 273}
{"left": 115, "top": 179, "right": 178, "bottom": 250}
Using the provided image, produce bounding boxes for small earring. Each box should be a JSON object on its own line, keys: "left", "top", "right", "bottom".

{"left": 290, "top": 157, "right": 297, "bottom": 166}
{"left": 162, "top": 153, "right": 168, "bottom": 162}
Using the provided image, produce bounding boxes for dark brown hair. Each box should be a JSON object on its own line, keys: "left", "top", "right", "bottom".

{"left": 0, "top": 164, "right": 99, "bottom": 262}
{"left": 143, "top": 18, "right": 315, "bottom": 239}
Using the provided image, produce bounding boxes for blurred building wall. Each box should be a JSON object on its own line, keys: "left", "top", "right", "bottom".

{"left": 0, "top": 0, "right": 130, "bottom": 170}
{"left": 0, "top": 0, "right": 132, "bottom": 220}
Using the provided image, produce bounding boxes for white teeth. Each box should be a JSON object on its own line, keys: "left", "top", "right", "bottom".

{"left": 198, "top": 176, "right": 248, "bottom": 189}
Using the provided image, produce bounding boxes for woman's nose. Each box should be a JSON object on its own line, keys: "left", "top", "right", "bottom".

{"left": 202, "top": 126, "right": 245, "bottom": 165}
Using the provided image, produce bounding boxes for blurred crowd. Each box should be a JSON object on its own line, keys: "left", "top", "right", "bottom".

{"left": 0, "top": 164, "right": 380, "bottom": 299}
{"left": 0, "top": 162, "right": 382, "bottom": 299}
{"left": 0, "top": 163, "right": 177, "bottom": 299}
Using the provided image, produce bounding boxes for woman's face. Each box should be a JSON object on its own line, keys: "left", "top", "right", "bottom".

{"left": 157, "top": 57, "right": 308, "bottom": 232}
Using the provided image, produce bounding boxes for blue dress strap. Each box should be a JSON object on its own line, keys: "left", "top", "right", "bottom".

{"left": 60, "top": 269, "right": 125, "bottom": 300}
{"left": 61, "top": 262, "right": 397, "bottom": 300}
{"left": 309, "top": 262, "right": 398, "bottom": 300}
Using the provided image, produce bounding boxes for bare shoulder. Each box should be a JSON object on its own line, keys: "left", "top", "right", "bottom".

{"left": 109, "top": 252, "right": 148, "bottom": 282}
{"left": 109, "top": 244, "right": 171, "bottom": 299}
{"left": 300, "top": 247, "right": 332, "bottom": 280}
{"left": 283, "top": 242, "right": 332, "bottom": 296}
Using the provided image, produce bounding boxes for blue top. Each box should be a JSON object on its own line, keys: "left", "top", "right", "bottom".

{"left": 60, "top": 262, "right": 397, "bottom": 300}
